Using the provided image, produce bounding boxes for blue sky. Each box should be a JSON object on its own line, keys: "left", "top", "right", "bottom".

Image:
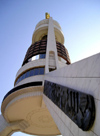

{"left": 0, "top": 0, "right": 100, "bottom": 135}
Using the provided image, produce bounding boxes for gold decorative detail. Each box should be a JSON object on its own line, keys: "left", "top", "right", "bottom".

{"left": 45, "top": 12, "right": 50, "bottom": 19}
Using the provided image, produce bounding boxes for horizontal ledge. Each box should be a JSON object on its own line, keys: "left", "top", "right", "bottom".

{"left": 3, "top": 81, "right": 43, "bottom": 101}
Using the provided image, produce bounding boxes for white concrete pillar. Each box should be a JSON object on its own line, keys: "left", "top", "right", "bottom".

{"left": 45, "top": 17, "right": 59, "bottom": 73}
{"left": 0, "top": 115, "right": 29, "bottom": 136}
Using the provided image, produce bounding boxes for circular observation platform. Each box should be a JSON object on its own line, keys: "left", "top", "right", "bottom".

{"left": 1, "top": 83, "right": 60, "bottom": 135}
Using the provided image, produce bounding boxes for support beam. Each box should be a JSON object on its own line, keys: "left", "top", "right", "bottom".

{"left": 45, "top": 17, "right": 59, "bottom": 73}
{"left": 0, "top": 115, "right": 29, "bottom": 136}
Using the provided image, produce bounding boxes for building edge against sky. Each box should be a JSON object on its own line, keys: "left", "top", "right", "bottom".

{"left": 0, "top": 13, "right": 100, "bottom": 136}
{"left": 0, "top": 13, "right": 71, "bottom": 136}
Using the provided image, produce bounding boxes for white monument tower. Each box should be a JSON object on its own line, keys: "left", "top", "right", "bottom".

{"left": 0, "top": 13, "right": 70, "bottom": 136}
{"left": 0, "top": 13, "right": 100, "bottom": 136}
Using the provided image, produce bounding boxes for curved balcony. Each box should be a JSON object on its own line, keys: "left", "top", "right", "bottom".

{"left": 22, "top": 40, "right": 71, "bottom": 66}
{"left": 15, "top": 68, "right": 45, "bottom": 86}
{"left": 35, "top": 19, "right": 61, "bottom": 30}
{"left": 32, "top": 19, "right": 64, "bottom": 44}
{"left": 16, "top": 59, "right": 46, "bottom": 79}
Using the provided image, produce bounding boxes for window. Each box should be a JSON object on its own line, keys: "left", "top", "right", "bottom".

{"left": 19, "top": 75, "right": 22, "bottom": 81}
{"left": 15, "top": 67, "right": 45, "bottom": 85}
{"left": 34, "top": 68, "right": 39, "bottom": 75}
{"left": 26, "top": 71, "right": 30, "bottom": 78}
{"left": 39, "top": 67, "right": 44, "bottom": 74}
{"left": 30, "top": 69, "right": 34, "bottom": 76}
{"left": 31, "top": 56, "right": 36, "bottom": 61}
{"left": 28, "top": 54, "right": 45, "bottom": 62}
{"left": 39, "top": 54, "right": 46, "bottom": 59}
{"left": 16, "top": 78, "right": 19, "bottom": 84}
{"left": 21, "top": 73, "right": 26, "bottom": 80}
{"left": 36, "top": 55, "right": 39, "bottom": 59}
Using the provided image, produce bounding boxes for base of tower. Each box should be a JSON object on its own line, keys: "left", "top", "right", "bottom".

{"left": 1, "top": 86, "right": 60, "bottom": 135}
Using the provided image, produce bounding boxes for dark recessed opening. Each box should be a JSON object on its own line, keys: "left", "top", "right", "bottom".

{"left": 3, "top": 81, "right": 42, "bottom": 101}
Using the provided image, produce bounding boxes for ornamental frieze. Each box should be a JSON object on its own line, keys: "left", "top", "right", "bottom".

{"left": 44, "top": 80, "right": 95, "bottom": 131}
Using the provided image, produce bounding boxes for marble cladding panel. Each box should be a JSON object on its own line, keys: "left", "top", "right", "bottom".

{"left": 46, "top": 53, "right": 100, "bottom": 78}
{"left": 91, "top": 100, "right": 100, "bottom": 136}
{"left": 43, "top": 95, "right": 98, "bottom": 136}
{"left": 44, "top": 53, "right": 100, "bottom": 136}
{"left": 44, "top": 76, "right": 100, "bottom": 101}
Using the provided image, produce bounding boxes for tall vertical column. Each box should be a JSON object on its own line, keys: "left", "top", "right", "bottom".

{"left": 45, "top": 17, "right": 59, "bottom": 73}
{"left": 0, "top": 115, "right": 12, "bottom": 136}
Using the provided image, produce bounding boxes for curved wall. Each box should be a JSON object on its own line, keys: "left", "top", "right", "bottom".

{"left": 15, "top": 75, "right": 44, "bottom": 87}
{"left": 35, "top": 19, "right": 61, "bottom": 30}
{"left": 15, "top": 67, "right": 45, "bottom": 85}
{"left": 22, "top": 40, "right": 71, "bottom": 66}
{"left": 22, "top": 40, "right": 47, "bottom": 65}
{"left": 16, "top": 59, "right": 46, "bottom": 80}
{"left": 56, "top": 41, "right": 71, "bottom": 64}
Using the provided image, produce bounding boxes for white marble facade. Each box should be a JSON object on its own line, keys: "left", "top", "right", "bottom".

{"left": 0, "top": 14, "right": 100, "bottom": 136}
{"left": 44, "top": 53, "right": 100, "bottom": 136}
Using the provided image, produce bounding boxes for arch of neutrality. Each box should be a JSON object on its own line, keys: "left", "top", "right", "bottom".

{"left": 0, "top": 13, "right": 100, "bottom": 136}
